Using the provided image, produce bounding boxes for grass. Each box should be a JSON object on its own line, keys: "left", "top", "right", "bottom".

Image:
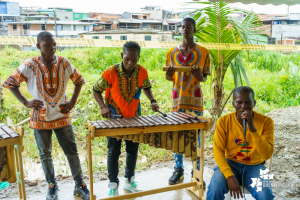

{"left": 1, "top": 47, "right": 299, "bottom": 174}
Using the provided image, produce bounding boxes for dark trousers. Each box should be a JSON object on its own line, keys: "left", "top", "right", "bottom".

{"left": 107, "top": 137, "right": 139, "bottom": 183}
{"left": 34, "top": 125, "right": 83, "bottom": 186}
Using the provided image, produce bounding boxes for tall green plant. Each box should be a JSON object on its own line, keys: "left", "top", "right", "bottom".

{"left": 185, "top": 1, "right": 262, "bottom": 118}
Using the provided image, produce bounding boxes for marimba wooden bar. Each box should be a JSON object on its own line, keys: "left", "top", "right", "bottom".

{"left": 0, "top": 118, "right": 26, "bottom": 200}
{"left": 86, "top": 113, "right": 212, "bottom": 200}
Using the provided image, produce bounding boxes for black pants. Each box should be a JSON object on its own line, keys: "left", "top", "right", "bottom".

{"left": 107, "top": 137, "right": 139, "bottom": 183}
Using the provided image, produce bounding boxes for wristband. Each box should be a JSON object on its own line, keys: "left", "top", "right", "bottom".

{"left": 150, "top": 99, "right": 157, "bottom": 104}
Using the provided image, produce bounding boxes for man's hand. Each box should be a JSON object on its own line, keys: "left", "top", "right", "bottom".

{"left": 166, "top": 66, "right": 175, "bottom": 80}
{"left": 24, "top": 99, "right": 44, "bottom": 109}
{"left": 190, "top": 65, "right": 204, "bottom": 82}
{"left": 151, "top": 102, "right": 159, "bottom": 112}
{"left": 227, "top": 176, "right": 243, "bottom": 199}
{"left": 241, "top": 110, "right": 257, "bottom": 133}
{"left": 59, "top": 100, "right": 76, "bottom": 114}
{"left": 101, "top": 107, "right": 111, "bottom": 118}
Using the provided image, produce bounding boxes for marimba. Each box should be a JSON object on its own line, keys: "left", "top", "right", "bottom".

{"left": 0, "top": 119, "right": 26, "bottom": 200}
{"left": 87, "top": 112, "right": 211, "bottom": 200}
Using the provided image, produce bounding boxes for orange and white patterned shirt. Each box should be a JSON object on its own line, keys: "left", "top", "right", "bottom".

{"left": 3, "top": 55, "right": 85, "bottom": 130}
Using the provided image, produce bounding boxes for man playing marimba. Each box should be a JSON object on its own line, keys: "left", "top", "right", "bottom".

{"left": 93, "top": 41, "right": 159, "bottom": 197}
{"left": 207, "top": 86, "right": 274, "bottom": 200}
{"left": 165, "top": 17, "right": 210, "bottom": 187}
{"left": 3, "top": 31, "right": 90, "bottom": 200}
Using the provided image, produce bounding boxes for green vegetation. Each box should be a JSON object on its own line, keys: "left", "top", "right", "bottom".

{"left": 1, "top": 47, "right": 300, "bottom": 174}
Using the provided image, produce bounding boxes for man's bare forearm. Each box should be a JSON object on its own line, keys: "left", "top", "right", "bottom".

{"left": 9, "top": 87, "right": 28, "bottom": 105}
{"left": 70, "top": 84, "right": 82, "bottom": 103}
{"left": 143, "top": 88, "right": 154, "bottom": 101}
{"left": 93, "top": 90, "right": 106, "bottom": 109}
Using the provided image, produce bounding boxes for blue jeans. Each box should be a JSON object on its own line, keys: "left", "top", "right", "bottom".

{"left": 107, "top": 137, "right": 139, "bottom": 183}
{"left": 207, "top": 159, "right": 274, "bottom": 200}
{"left": 34, "top": 126, "right": 83, "bottom": 186}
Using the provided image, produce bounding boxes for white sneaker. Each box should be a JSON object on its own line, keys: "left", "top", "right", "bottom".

{"left": 123, "top": 176, "right": 143, "bottom": 193}
{"left": 107, "top": 182, "right": 119, "bottom": 197}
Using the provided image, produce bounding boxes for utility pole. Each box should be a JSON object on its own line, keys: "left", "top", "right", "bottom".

{"left": 281, "top": 32, "right": 283, "bottom": 45}
{"left": 162, "top": 9, "right": 164, "bottom": 41}
{"left": 54, "top": 8, "right": 58, "bottom": 37}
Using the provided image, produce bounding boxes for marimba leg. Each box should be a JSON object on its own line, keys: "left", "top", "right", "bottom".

{"left": 184, "top": 131, "right": 191, "bottom": 157}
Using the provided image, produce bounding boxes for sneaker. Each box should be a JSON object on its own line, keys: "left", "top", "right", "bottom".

{"left": 191, "top": 169, "right": 206, "bottom": 190}
{"left": 46, "top": 182, "right": 58, "bottom": 200}
{"left": 74, "top": 182, "right": 90, "bottom": 200}
{"left": 123, "top": 176, "right": 143, "bottom": 193}
{"left": 169, "top": 167, "right": 184, "bottom": 185}
{"left": 107, "top": 182, "right": 119, "bottom": 197}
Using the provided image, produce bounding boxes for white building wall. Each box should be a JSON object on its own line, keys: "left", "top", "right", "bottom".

{"left": 272, "top": 25, "right": 300, "bottom": 39}
{"left": 82, "top": 33, "right": 173, "bottom": 41}
{"left": 56, "top": 11, "right": 73, "bottom": 21}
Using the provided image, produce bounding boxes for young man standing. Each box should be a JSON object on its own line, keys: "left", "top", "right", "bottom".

{"left": 93, "top": 41, "right": 159, "bottom": 197}
{"left": 3, "top": 31, "right": 90, "bottom": 200}
{"left": 165, "top": 17, "right": 210, "bottom": 186}
{"left": 207, "top": 86, "right": 274, "bottom": 200}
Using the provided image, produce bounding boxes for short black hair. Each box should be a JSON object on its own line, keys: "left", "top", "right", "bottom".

{"left": 183, "top": 17, "right": 196, "bottom": 28}
{"left": 233, "top": 86, "right": 255, "bottom": 102}
{"left": 37, "top": 31, "right": 54, "bottom": 43}
{"left": 123, "top": 41, "right": 141, "bottom": 55}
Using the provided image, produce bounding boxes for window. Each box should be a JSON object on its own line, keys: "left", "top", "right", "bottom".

{"left": 56, "top": 25, "right": 63, "bottom": 31}
{"left": 23, "top": 24, "right": 30, "bottom": 29}
{"left": 41, "top": 24, "right": 46, "bottom": 30}
{"left": 84, "top": 26, "right": 89, "bottom": 31}
{"left": 132, "top": 15, "right": 138, "bottom": 19}
{"left": 73, "top": 25, "right": 76, "bottom": 31}
{"left": 75, "top": 14, "right": 79, "bottom": 18}
{"left": 120, "top": 35, "right": 127, "bottom": 40}
{"left": 143, "top": 16, "right": 147, "bottom": 19}
{"left": 83, "top": 14, "right": 87, "bottom": 18}
{"left": 13, "top": 24, "right": 17, "bottom": 30}
{"left": 145, "top": 36, "right": 151, "bottom": 41}
{"left": 105, "top": 36, "right": 112, "bottom": 40}
{"left": 93, "top": 36, "right": 99, "bottom": 39}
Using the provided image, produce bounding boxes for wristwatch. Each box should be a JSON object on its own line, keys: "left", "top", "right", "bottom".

{"left": 150, "top": 99, "right": 157, "bottom": 104}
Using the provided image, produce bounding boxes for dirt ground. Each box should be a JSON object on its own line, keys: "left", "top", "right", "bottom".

{"left": 1, "top": 107, "right": 300, "bottom": 199}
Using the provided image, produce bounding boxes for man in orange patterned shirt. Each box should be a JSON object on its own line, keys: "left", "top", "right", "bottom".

{"left": 3, "top": 31, "right": 89, "bottom": 200}
{"left": 165, "top": 17, "right": 210, "bottom": 186}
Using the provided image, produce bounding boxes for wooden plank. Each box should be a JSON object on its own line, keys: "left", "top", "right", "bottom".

{"left": 161, "top": 116, "right": 180, "bottom": 125}
{"left": 94, "top": 123, "right": 206, "bottom": 137}
{"left": 0, "top": 137, "right": 20, "bottom": 147}
{"left": 91, "top": 121, "right": 103, "bottom": 129}
{"left": 149, "top": 133, "right": 156, "bottom": 146}
{"left": 111, "top": 119, "right": 126, "bottom": 128}
{"left": 144, "top": 116, "right": 165, "bottom": 126}
{"left": 173, "top": 112, "right": 199, "bottom": 123}
{"left": 127, "top": 118, "right": 143, "bottom": 127}
{"left": 190, "top": 130, "right": 197, "bottom": 161}
{"left": 133, "top": 117, "right": 149, "bottom": 127}
{"left": 166, "top": 115, "right": 187, "bottom": 124}
{"left": 155, "top": 133, "right": 161, "bottom": 148}
{"left": 166, "top": 131, "right": 172, "bottom": 150}
{"left": 136, "top": 116, "right": 155, "bottom": 126}
{"left": 141, "top": 116, "right": 161, "bottom": 126}
{"left": 161, "top": 132, "right": 167, "bottom": 149}
{"left": 101, "top": 120, "right": 116, "bottom": 129}
{"left": 178, "top": 130, "right": 185, "bottom": 154}
{"left": 148, "top": 115, "right": 167, "bottom": 126}
{"left": 122, "top": 118, "right": 138, "bottom": 127}
{"left": 106, "top": 119, "right": 121, "bottom": 129}
{"left": 1, "top": 125, "right": 19, "bottom": 138}
{"left": 171, "top": 131, "right": 178, "bottom": 153}
{"left": 118, "top": 119, "right": 133, "bottom": 128}
{"left": 96, "top": 120, "right": 109, "bottom": 129}
{"left": 184, "top": 131, "right": 191, "bottom": 157}
{"left": 152, "top": 115, "right": 174, "bottom": 125}
{"left": 0, "top": 129, "right": 11, "bottom": 139}
{"left": 171, "top": 113, "right": 192, "bottom": 124}
{"left": 99, "top": 181, "right": 197, "bottom": 200}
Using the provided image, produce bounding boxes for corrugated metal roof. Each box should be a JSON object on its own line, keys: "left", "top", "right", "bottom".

{"left": 207, "top": 0, "right": 300, "bottom": 5}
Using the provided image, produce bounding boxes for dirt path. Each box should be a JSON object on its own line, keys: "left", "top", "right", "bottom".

{"left": 1, "top": 107, "right": 300, "bottom": 199}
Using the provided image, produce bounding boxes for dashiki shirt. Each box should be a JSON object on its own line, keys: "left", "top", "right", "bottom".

{"left": 165, "top": 44, "right": 210, "bottom": 116}
{"left": 3, "top": 55, "right": 85, "bottom": 130}
{"left": 93, "top": 63, "right": 151, "bottom": 118}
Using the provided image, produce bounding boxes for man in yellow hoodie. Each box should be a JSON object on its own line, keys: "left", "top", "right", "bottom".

{"left": 207, "top": 86, "right": 274, "bottom": 200}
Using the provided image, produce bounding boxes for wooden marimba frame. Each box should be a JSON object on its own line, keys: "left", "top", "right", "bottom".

{"left": 86, "top": 113, "right": 211, "bottom": 200}
{"left": 0, "top": 118, "right": 26, "bottom": 200}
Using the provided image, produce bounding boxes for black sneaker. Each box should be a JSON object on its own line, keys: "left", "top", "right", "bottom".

{"left": 74, "top": 182, "right": 90, "bottom": 200}
{"left": 46, "top": 182, "right": 58, "bottom": 200}
{"left": 169, "top": 167, "right": 184, "bottom": 185}
{"left": 191, "top": 169, "right": 206, "bottom": 190}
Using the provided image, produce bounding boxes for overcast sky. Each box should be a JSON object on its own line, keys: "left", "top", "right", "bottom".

{"left": 13, "top": 0, "right": 300, "bottom": 15}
